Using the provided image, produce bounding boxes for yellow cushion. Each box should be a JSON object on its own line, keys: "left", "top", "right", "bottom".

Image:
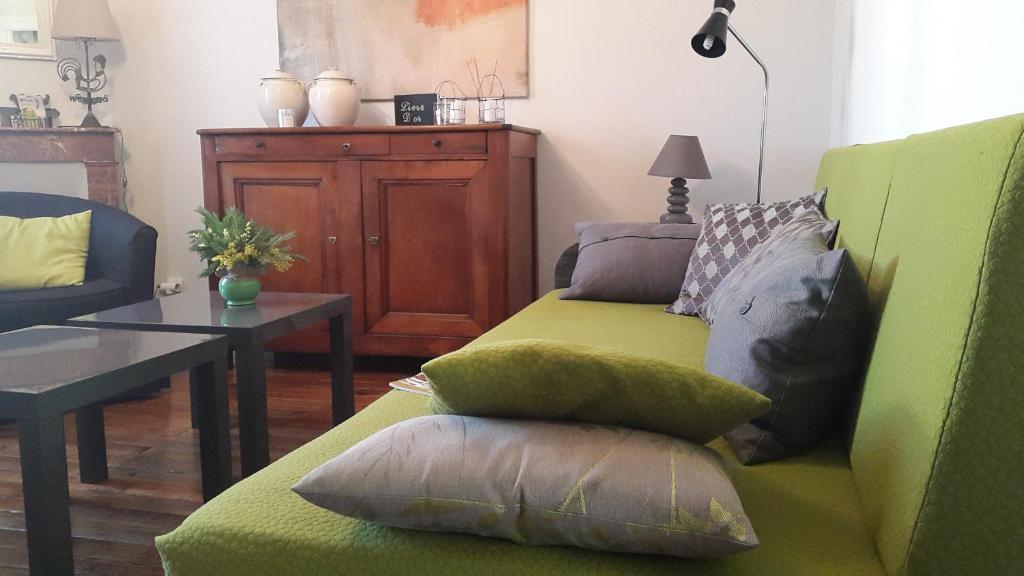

{"left": 0, "top": 210, "right": 92, "bottom": 290}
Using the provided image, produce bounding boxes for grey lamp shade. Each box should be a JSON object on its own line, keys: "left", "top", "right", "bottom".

{"left": 648, "top": 135, "right": 712, "bottom": 180}
{"left": 52, "top": 0, "right": 121, "bottom": 41}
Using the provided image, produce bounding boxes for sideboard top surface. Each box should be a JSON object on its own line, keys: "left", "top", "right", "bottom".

{"left": 198, "top": 124, "right": 540, "bottom": 136}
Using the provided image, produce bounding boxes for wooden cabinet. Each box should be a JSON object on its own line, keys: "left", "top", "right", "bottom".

{"left": 200, "top": 125, "right": 538, "bottom": 357}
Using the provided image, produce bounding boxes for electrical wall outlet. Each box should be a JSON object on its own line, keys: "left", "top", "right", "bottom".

{"left": 158, "top": 277, "right": 184, "bottom": 296}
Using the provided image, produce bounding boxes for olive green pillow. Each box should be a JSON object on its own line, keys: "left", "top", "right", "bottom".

{"left": 0, "top": 210, "right": 91, "bottom": 290}
{"left": 422, "top": 339, "right": 769, "bottom": 444}
{"left": 293, "top": 415, "right": 759, "bottom": 558}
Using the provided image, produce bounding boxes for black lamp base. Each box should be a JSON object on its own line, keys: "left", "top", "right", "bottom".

{"left": 660, "top": 177, "right": 694, "bottom": 224}
{"left": 79, "top": 111, "right": 102, "bottom": 128}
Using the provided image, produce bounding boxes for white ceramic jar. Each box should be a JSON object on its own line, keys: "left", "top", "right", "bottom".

{"left": 308, "top": 69, "right": 361, "bottom": 126}
{"left": 257, "top": 70, "right": 309, "bottom": 127}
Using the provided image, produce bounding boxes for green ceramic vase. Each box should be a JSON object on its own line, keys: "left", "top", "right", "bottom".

{"left": 218, "top": 269, "right": 261, "bottom": 307}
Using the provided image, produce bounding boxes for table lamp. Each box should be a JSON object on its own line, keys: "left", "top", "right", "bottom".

{"left": 52, "top": 0, "right": 121, "bottom": 128}
{"left": 648, "top": 135, "right": 711, "bottom": 224}
{"left": 691, "top": 0, "right": 769, "bottom": 203}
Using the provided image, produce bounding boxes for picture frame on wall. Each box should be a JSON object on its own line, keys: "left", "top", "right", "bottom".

{"left": 278, "top": 0, "right": 529, "bottom": 101}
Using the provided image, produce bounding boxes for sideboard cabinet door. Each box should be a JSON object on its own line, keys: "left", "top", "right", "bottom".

{"left": 218, "top": 161, "right": 348, "bottom": 352}
{"left": 361, "top": 160, "right": 494, "bottom": 339}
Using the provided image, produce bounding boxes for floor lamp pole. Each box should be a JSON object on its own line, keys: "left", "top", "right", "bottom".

{"left": 727, "top": 24, "right": 768, "bottom": 204}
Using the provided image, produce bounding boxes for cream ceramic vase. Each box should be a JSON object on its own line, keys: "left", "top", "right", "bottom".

{"left": 308, "top": 69, "right": 361, "bottom": 126}
{"left": 257, "top": 70, "right": 309, "bottom": 127}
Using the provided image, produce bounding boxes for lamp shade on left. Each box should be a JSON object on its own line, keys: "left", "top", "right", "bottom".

{"left": 52, "top": 0, "right": 121, "bottom": 41}
{"left": 648, "top": 135, "right": 711, "bottom": 180}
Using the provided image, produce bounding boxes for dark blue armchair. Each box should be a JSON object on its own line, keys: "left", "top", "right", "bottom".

{"left": 0, "top": 192, "right": 158, "bottom": 333}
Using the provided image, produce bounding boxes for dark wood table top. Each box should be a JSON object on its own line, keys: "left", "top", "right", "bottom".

{"left": 0, "top": 326, "right": 226, "bottom": 418}
{"left": 0, "top": 327, "right": 219, "bottom": 395}
{"left": 67, "top": 292, "right": 350, "bottom": 342}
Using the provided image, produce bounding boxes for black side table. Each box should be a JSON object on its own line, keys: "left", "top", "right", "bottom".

{"left": 0, "top": 326, "right": 232, "bottom": 576}
{"left": 68, "top": 291, "right": 354, "bottom": 477}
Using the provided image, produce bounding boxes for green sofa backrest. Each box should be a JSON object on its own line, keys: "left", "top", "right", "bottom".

{"left": 815, "top": 114, "right": 1024, "bottom": 576}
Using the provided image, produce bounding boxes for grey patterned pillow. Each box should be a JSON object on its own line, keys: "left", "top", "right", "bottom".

{"left": 702, "top": 209, "right": 837, "bottom": 325}
{"left": 666, "top": 192, "right": 823, "bottom": 317}
{"left": 293, "top": 415, "right": 759, "bottom": 558}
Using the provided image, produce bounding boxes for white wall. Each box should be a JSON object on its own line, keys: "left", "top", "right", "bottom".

{"left": 840, "top": 0, "right": 1024, "bottom": 145}
{"left": 1, "top": 0, "right": 840, "bottom": 294}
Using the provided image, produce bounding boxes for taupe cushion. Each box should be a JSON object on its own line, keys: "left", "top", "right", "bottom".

{"left": 560, "top": 222, "right": 700, "bottom": 304}
{"left": 293, "top": 415, "right": 759, "bottom": 559}
{"left": 704, "top": 214, "right": 870, "bottom": 464}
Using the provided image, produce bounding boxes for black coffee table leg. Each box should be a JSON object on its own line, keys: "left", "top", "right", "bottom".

{"left": 19, "top": 414, "right": 74, "bottom": 576}
{"left": 329, "top": 309, "right": 355, "bottom": 426}
{"left": 188, "top": 368, "right": 200, "bottom": 430}
{"left": 192, "top": 358, "right": 233, "bottom": 501}
{"left": 75, "top": 404, "right": 108, "bottom": 483}
{"left": 234, "top": 343, "right": 269, "bottom": 477}
{"left": 190, "top": 344, "right": 234, "bottom": 426}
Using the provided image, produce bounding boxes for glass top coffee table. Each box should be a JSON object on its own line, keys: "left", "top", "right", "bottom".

{"left": 0, "top": 326, "right": 232, "bottom": 576}
{"left": 68, "top": 291, "right": 353, "bottom": 477}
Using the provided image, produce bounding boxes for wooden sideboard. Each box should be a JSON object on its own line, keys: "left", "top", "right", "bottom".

{"left": 199, "top": 124, "right": 539, "bottom": 357}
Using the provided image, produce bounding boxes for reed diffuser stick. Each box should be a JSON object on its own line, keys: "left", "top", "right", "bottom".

{"left": 465, "top": 59, "right": 478, "bottom": 97}
{"left": 485, "top": 60, "right": 498, "bottom": 95}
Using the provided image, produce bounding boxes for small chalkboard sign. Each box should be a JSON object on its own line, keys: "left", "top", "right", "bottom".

{"left": 394, "top": 93, "right": 437, "bottom": 126}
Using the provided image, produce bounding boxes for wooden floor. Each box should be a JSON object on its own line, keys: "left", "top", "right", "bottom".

{"left": 0, "top": 355, "right": 419, "bottom": 576}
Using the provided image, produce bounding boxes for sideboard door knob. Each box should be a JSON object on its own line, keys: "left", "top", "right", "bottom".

{"left": 254, "top": 140, "right": 266, "bottom": 149}
{"left": 431, "top": 139, "right": 442, "bottom": 148}
{"left": 368, "top": 234, "right": 380, "bottom": 246}
{"left": 327, "top": 236, "right": 337, "bottom": 245}
{"left": 341, "top": 142, "right": 352, "bottom": 152}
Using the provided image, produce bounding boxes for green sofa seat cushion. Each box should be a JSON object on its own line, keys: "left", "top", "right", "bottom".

{"left": 157, "top": 391, "right": 883, "bottom": 576}
{"left": 468, "top": 290, "right": 712, "bottom": 368}
{"left": 424, "top": 339, "right": 769, "bottom": 443}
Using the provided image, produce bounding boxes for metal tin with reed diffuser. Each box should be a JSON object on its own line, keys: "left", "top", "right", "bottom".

{"left": 434, "top": 81, "right": 468, "bottom": 125}
{"left": 477, "top": 74, "right": 506, "bottom": 124}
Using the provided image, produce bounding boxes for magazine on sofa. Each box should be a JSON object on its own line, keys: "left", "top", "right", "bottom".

{"left": 389, "top": 373, "right": 432, "bottom": 396}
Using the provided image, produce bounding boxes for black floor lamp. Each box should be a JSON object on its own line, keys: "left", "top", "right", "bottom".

{"left": 691, "top": 0, "right": 769, "bottom": 204}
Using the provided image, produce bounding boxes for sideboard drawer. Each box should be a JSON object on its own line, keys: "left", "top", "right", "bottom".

{"left": 214, "top": 134, "right": 390, "bottom": 157}
{"left": 391, "top": 132, "right": 488, "bottom": 155}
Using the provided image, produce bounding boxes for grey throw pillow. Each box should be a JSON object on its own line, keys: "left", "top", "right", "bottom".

{"left": 293, "top": 415, "right": 759, "bottom": 558}
{"left": 560, "top": 221, "right": 700, "bottom": 304}
{"left": 704, "top": 217, "right": 869, "bottom": 465}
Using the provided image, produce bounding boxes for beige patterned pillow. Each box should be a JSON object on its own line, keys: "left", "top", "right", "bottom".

{"left": 293, "top": 416, "right": 759, "bottom": 559}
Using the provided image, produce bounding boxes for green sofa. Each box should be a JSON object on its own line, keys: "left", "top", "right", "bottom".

{"left": 157, "top": 114, "right": 1024, "bottom": 575}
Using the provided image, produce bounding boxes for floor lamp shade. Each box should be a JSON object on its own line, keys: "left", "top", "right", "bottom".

{"left": 648, "top": 135, "right": 711, "bottom": 224}
{"left": 689, "top": 0, "right": 768, "bottom": 204}
{"left": 691, "top": 0, "right": 735, "bottom": 58}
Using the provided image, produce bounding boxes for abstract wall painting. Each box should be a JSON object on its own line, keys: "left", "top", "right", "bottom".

{"left": 278, "top": 0, "right": 529, "bottom": 101}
